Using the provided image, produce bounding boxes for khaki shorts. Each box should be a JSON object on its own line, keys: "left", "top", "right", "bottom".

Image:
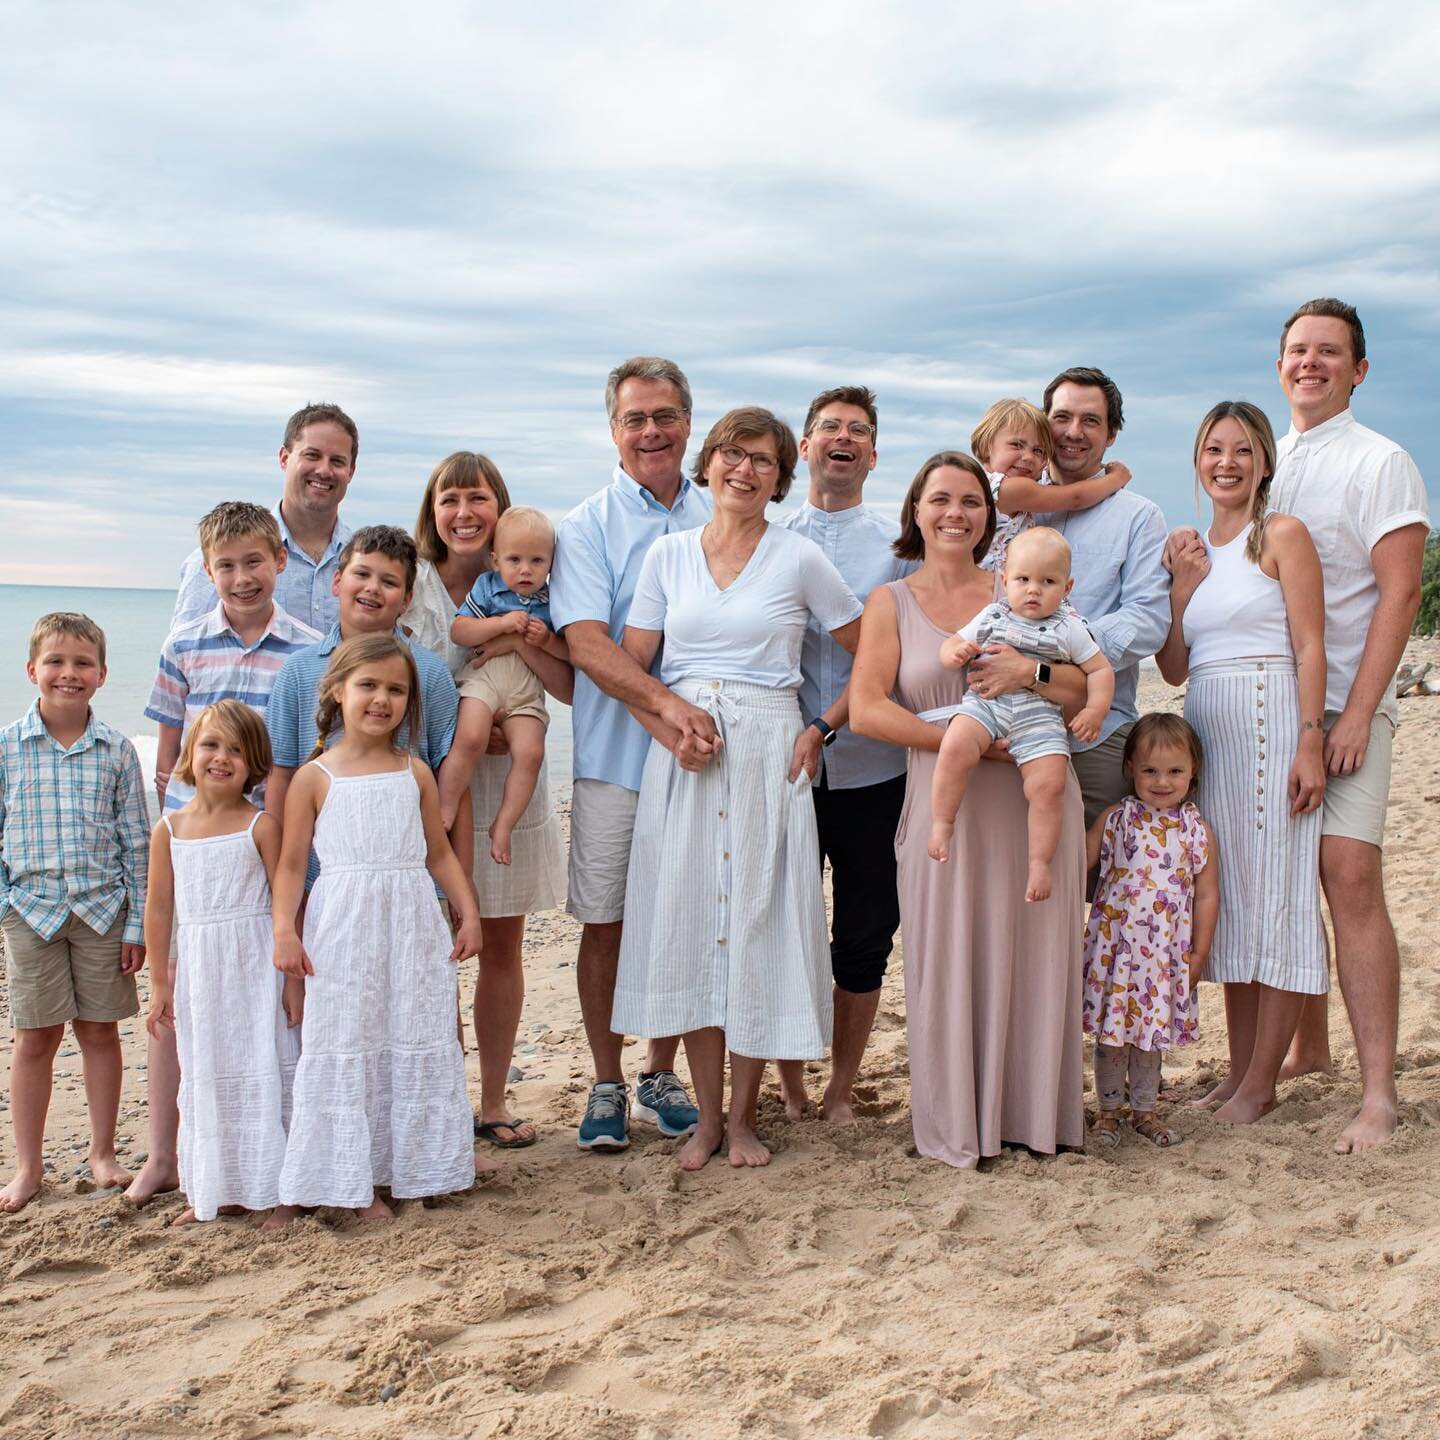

{"left": 1321, "top": 712, "right": 1393, "bottom": 847}
{"left": 2, "top": 911, "right": 138, "bottom": 1030}
{"left": 566, "top": 779, "right": 639, "bottom": 924}
{"left": 456, "top": 652, "right": 549, "bottom": 728}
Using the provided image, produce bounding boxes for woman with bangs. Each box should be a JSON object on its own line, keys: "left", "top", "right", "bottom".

{"left": 403, "top": 452, "right": 568, "bottom": 1151}
{"left": 1158, "top": 401, "right": 1327, "bottom": 1125}
{"left": 611, "top": 407, "right": 863, "bottom": 1172}
{"left": 850, "top": 451, "right": 1089, "bottom": 1169}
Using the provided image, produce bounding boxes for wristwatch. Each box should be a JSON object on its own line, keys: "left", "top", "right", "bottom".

{"left": 808, "top": 717, "right": 838, "bottom": 747}
{"left": 1030, "top": 662, "right": 1052, "bottom": 690}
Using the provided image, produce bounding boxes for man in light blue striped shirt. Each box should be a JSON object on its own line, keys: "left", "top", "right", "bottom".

{"left": 777, "top": 385, "right": 916, "bottom": 1124}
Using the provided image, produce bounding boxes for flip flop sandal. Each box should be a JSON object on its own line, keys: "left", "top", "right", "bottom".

{"left": 475, "top": 1117, "right": 538, "bottom": 1149}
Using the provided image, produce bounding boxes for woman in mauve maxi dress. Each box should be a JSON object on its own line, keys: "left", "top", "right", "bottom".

{"left": 851, "top": 451, "right": 1086, "bottom": 1168}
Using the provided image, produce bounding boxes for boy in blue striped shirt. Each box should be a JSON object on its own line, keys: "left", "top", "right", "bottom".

{"left": 1, "top": 613, "right": 150, "bottom": 1213}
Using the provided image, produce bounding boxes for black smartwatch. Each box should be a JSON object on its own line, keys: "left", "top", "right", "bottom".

{"left": 809, "top": 717, "right": 838, "bottom": 747}
{"left": 1031, "top": 662, "right": 1052, "bottom": 690}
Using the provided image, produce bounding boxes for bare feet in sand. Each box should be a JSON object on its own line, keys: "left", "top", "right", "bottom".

{"left": 172, "top": 1207, "right": 199, "bottom": 1227}
{"left": 357, "top": 1194, "right": 395, "bottom": 1220}
{"left": 1278, "top": 1049, "right": 1334, "bottom": 1082}
{"left": 728, "top": 1125, "right": 771, "bottom": 1168}
{"left": 821, "top": 1086, "right": 857, "bottom": 1125}
{"left": 677, "top": 1121, "right": 725, "bottom": 1172}
{"left": 1213, "top": 1092, "right": 1276, "bottom": 1125}
{"left": 1190, "top": 1074, "right": 1241, "bottom": 1110}
{"left": 781, "top": 1089, "right": 810, "bottom": 1122}
{"left": 123, "top": 1156, "right": 179, "bottom": 1206}
{"left": 1334, "top": 1095, "right": 1397, "bottom": 1154}
{"left": 260, "top": 1205, "right": 298, "bottom": 1231}
{"left": 1025, "top": 861, "right": 1052, "bottom": 904}
{"left": 89, "top": 1152, "right": 133, "bottom": 1190}
{"left": 1, "top": 1170, "right": 43, "bottom": 1214}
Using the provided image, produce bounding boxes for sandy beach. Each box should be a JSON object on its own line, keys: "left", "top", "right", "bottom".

{"left": 3, "top": 660, "right": 1439, "bottom": 1440}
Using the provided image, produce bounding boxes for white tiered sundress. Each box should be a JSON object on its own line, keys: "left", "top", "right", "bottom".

{"left": 277, "top": 758, "right": 474, "bottom": 1207}
{"left": 168, "top": 812, "right": 294, "bottom": 1221}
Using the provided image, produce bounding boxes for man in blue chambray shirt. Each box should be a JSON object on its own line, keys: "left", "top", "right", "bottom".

{"left": 1009, "top": 367, "right": 1171, "bottom": 827}
{"left": 548, "top": 357, "right": 718, "bottom": 1153}
{"left": 776, "top": 385, "right": 916, "bottom": 1124}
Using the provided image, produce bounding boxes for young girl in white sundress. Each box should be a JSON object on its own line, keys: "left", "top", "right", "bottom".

{"left": 143, "top": 701, "right": 301, "bottom": 1226}
{"left": 272, "top": 635, "right": 484, "bottom": 1221}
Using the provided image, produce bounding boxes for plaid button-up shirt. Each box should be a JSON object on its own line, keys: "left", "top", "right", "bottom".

{"left": 0, "top": 704, "right": 151, "bottom": 945}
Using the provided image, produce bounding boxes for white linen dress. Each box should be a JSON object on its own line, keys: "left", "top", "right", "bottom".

{"left": 277, "top": 759, "right": 475, "bottom": 1206}
{"left": 610, "top": 525, "right": 862, "bottom": 1059}
{"left": 168, "top": 812, "right": 293, "bottom": 1220}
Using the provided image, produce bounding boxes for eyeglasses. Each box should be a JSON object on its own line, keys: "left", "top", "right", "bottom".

{"left": 716, "top": 444, "right": 779, "bottom": 477}
{"left": 616, "top": 407, "right": 687, "bottom": 431}
{"left": 814, "top": 417, "right": 875, "bottom": 441}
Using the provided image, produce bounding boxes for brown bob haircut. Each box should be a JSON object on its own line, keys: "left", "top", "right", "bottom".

{"left": 282, "top": 403, "right": 359, "bottom": 464}
{"left": 892, "top": 451, "right": 996, "bottom": 564}
{"left": 691, "top": 406, "right": 799, "bottom": 503}
{"left": 1123, "top": 713, "right": 1204, "bottom": 801}
{"left": 414, "top": 452, "right": 513, "bottom": 565}
{"left": 174, "top": 699, "right": 274, "bottom": 795}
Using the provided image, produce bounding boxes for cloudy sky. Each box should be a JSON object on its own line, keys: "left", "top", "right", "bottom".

{"left": 4, "top": 2, "right": 1438, "bottom": 588}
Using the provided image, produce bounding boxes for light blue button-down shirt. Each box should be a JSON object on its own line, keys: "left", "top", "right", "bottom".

{"left": 1037, "top": 481, "right": 1170, "bottom": 750}
{"left": 549, "top": 465, "right": 712, "bottom": 792}
{"left": 776, "top": 501, "right": 917, "bottom": 789}
{"left": 170, "top": 504, "right": 353, "bottom": 633}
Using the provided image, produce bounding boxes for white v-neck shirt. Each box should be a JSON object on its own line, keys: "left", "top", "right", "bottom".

{"left": 628, "top": 524, "right": 861, "bottom": 689}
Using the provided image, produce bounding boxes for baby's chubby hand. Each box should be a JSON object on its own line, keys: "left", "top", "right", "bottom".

{"left": 940, "top": 635, "right": 979, "bottom": 669}
{"left": 1069, "top": 708, "right": 1103, "bottom": 743}
{"left": 502, "top": 610, "right": 530, "bottom": 636}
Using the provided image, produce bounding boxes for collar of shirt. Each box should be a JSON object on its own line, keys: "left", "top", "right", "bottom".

{"left": 206, "top": 600, "right": 303, "bottom": 652}
{"left": 17, "top": 701, "right": 103, "bottom": 755}
{"left": 1281, "top": 407, "right": 1354, "bottom": 452}
{"left": 273, "top": 502, "right": 352, "bottom": 567}
{"left": 319, "top": 621, "right": 414, "bottom": 655}
{"left": 611, "top": 463, "right": 697, "bottom": 515}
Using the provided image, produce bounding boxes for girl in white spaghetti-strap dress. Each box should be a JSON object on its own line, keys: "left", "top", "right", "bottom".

{"left": 271, "top": 634, "right": 485, "bottom": 1218}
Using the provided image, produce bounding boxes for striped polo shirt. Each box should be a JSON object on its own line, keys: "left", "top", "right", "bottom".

{"left": 145, "top": 601, "right": 321, "bottom": 811}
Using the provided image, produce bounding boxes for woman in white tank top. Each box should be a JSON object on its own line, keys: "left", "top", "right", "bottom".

{"left": 1157, "top": 401, "right": 1328, "bottom": 1126}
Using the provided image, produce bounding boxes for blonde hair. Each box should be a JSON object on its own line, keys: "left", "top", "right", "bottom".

{"left": 174, "top": 699, "right": 273, "bottom": 795}
{"left": 29, "top": 612, "right": 106, "bottom": 668}
{"left": 198, "top": 501, "right": 283, "bottom": 560}
{"left": 970, "top": 398, "right": 1054, "bottom": 470}
{"left": 414, "top": 452, "right": 512, "bottom": 564}
{"left": 493, "top": 506, "right": 555, "bottom": 551}
{"left": 1003, "top": 524, "right": 1071, "bottom": 575}
{"left": 309, "top": 634, "right": 422, "bottom": 761}
{"left": 1192, "top": 401, "right": 1277, "bottom": 566}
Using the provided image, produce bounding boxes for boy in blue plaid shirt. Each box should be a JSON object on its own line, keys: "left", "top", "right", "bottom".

{"left": 1, "top": 613, "right": 150, "bottom": 1213}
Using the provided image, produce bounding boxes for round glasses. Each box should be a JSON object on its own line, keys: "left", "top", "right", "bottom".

{"left": 814, "top": 417, "right": 875, "bottom": 440}
{"left": 717, "top": 444, "right": 779, "bottom": 477}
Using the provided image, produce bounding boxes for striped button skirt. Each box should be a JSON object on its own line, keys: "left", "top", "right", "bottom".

{"left": 612, "top": 677, "right": 833, "bottom": 1060}
{"left": 1184, "top": 657, "right": 1327, "bottom": 994}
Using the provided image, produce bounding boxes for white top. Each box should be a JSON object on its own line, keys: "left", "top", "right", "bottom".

{"left": 1182, "top": 524, "right": 1293, "bottom": 667}
{"left": 1270, "top": 409, "right": 1428, "bottom": 722}
{"left": 629, "top": 524, "right": 862, "bottom": 688}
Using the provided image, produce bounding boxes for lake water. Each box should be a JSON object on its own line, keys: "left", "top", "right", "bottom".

{"left": 0, "top": 584, "right": 574, "bottom": 793}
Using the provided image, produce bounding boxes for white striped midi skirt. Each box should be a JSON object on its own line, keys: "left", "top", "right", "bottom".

{"left": 612, "top": 677, "right": 833, "bottom": 1060}
{"left": 1184, "top": 657, "right": 1327, "bottom": 994}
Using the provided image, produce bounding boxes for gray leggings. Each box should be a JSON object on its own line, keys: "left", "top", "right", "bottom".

{"left": 1095, "top": 1043, "right": 1162, "bottom": 1114}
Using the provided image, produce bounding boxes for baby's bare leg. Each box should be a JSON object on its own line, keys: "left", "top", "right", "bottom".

{"left": 928, "top": 717, "right": 992, "bottom": 862}
{"left": 438, "top": 697, "right": 495, "bottom": 830}
{"left": 489, "top": 716, "right": 545, "bottom": 865}
{"left": 1019, "top": 754, "right": 1069, "bottom": 902}
{"left": 72, "top": 1019, "right": 131, "bottom": 1189}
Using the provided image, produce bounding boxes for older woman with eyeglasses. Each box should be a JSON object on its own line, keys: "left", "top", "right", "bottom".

{"left": 611, "top": 407, "right": 863, "bottom": 1172}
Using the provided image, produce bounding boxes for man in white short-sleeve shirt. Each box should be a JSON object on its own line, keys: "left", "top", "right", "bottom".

{"left": 1268, "top": 299, "right": 1428, "bottom": 1154}
{"left": 548, "top": 357, "right": 717, "bottom": 1152}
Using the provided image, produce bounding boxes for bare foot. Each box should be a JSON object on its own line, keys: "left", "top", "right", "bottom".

{"left": 779, "top": 1085, "right": 809, "bottom": 1122}
{"left": 1334, "top": 1094, "right": 1398, "bottom": 1154}
{"left": 475, "top": 1152, "right": 502, "bottom": 1175}
{"left": 821, "top": 1088, "right": 857, "bottom": 1125}
{"left": 728, "top": 1125, "right": 771, "bottom": 1168}
{"left": 171, "top": 1207, "right": 199, "bottom": 1227}
{"left": 677, "top": 1122, "right": 725, "bottom": 1172}
{"left": 1278, "top": 1049, "right": 1334, "bottom": 1082}
{"left": 260, "top": 1205, "right": 298, "bottom": 1230}
{"left": 1214, "top": 1091, "right": 1276, "bottom": 1125}
{"left": 489, "top": 823, "right": 513, "bottom": 866}
{"left": 0, "top": 1171, "right": 43, "bottom": 1214}
{"left": 357, "top": 1194, "right": 395, "bottom": 1220}
{"left": 1189, "top": 1074, "right": 1241, "bottom": 1110}
{"left": 927, "top": 826, "right": 952, "bottom": 864}
{"left": 1025, "top": 860, "right": 1052, "bottom": 903}
{"left": 89, "top": 1152, "right": 133, "bottom": 1190}
{"left": 123, "top": 1157, "right": 179, "bottom": 1206}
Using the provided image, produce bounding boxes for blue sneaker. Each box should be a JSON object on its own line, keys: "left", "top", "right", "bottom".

{"left": 577, "top": 1081, "right": 630, "bottom": 1151}
{"left": 633, "top": 1070, "right": 700, "bottom": 1138}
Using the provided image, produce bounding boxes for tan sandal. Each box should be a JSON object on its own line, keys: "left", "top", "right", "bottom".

{"left": 1091, "top": 1112, "right": 1122, "bottom": 1149}
{"left": 1132, "top": 1112, "right": 1181, "bottom": 1147}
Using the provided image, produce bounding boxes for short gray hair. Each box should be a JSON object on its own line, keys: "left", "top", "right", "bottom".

{"left": 605, "top": 356, "right": 693, "bottom": 422}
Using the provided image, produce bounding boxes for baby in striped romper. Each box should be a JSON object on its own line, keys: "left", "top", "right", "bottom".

{"left": 929, "top": 527, "right": 1114, "bottom": 902}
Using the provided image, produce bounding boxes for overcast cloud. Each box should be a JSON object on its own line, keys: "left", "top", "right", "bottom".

{"left": 3, "top": 1, "right": 1437, "bottom": 585}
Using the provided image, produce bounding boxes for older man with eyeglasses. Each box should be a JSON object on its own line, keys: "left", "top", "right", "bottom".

{"left": 549, "top": 356, "right": 717, "bottom": 1151}
{"left": 773, "top": 386, "right": 917, "bottom": 1124}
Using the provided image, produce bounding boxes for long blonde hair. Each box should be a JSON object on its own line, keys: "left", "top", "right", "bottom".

{"left": 1193, "top": 401, "right": 1277, "bottom": 566}
{"left": 310, "top": 634, "right": 422, "bottom": 761}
